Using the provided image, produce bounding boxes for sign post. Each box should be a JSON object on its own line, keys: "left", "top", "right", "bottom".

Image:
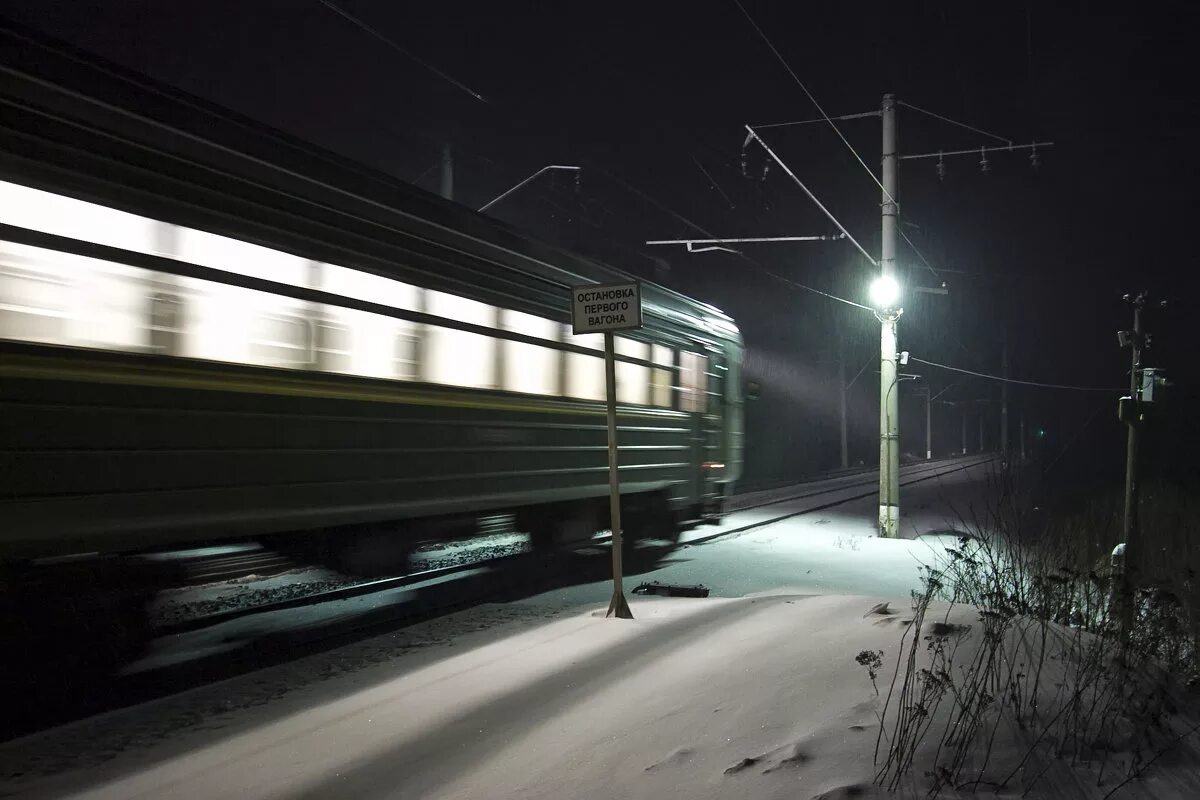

{"left": 571, "top": 281, "right": 642, "bottom": 619}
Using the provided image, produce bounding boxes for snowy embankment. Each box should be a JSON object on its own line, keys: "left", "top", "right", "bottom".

{"left": 8, "top": 591, "right": 1198, "bottom": 799}
{"left": 3, "top": 461, "right": 1196, "bottom": 799}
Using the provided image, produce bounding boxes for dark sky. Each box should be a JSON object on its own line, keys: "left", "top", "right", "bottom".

{"left": 2, "top": 1, "right": 1196, "bottom": 481}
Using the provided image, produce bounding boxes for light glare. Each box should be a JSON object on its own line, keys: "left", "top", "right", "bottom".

{"left": 869, "top": 275, "right": 901, "bottom": 309}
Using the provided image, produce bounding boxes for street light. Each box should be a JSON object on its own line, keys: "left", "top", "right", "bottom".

{"left": 869, "top": 274, "right": 901, "bottom": 310}
{"left": 871, "top": 269, "right": 903, "bottom": 537}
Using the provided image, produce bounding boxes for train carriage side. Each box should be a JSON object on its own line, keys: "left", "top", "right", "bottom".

{"left": 0, "top": 21, "right": 745, "bottom": 689}
{"left": 0, "top": 181, "right": 743, "bottom": 566}
{"left": 0, "top": 24, "right": 744, "bottom": 569}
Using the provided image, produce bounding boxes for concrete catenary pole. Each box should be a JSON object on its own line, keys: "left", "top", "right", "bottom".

{"left": 839, "top": 337, "right": 849, "bottom": 469}
{"left": 925, "top": 389, "right": 932, "bottom": 460}
{"left": 878, "top": 93, "right": 901, "bottom": 537}
{"left": 440, "top": 144, "right": 454, "bottom": 201}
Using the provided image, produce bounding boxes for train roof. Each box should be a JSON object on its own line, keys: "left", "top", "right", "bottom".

{"left": 0, "top": 20, "right": 738, "bottom": 342}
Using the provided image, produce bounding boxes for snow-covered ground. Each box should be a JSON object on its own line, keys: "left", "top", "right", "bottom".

{"left": 7, "top": 459, "right": 1193, "bottom": 799}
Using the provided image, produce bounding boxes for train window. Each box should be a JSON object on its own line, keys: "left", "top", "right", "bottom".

{"left": 615, "top": 337, "right": 650, "bottom": 405}
{"left": 651, "top": 344, "right": 674, "bottom": 408}
{"left": 251, "top": 313, "right": 313, "bottom": 367}
{"left": 564, "top": 329, "right": 605, "bottom": 401}
{"left": 502, "top": 309, "right": 560, "bottom": 396}
{"left": 0, "top": 242, "right": 146, "bottom": 352}
{"left": 425, "top": 291, "right": 497, "bottom": 389}
{"left": 178, "top": 278, "right": 288, "bottom": 366}
{"left": 69, "top": 258, "right": 146, "bottom": 352}
{"left": 177, "top": 228, "right": 312, "bottom": 367}
{"left": 148, "top": 287, "right": 183, "bottom": 356}
{"left": 318, "top": 264, "right": 420, "bottom": 380}
{"left": 314, "top": 318, "right": 352, "bottom": 373}
{"left": 394, "top": 327, "right": 420, "bottom": 380}
{"left": 708, "top": 360, "right": 725, "bottom": 416}
{"left": 0, "top": 246, "right": 69, "bottom": 344}
{"left": 0, "top": 180, "right": 158, "bottom": 256}
{"left": 679, "top": 350, "right": 708, "bottom": 413}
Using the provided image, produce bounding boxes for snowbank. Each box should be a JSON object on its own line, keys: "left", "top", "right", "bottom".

{"left": 6, "top": 590, "right": 1199, "bottom": 799}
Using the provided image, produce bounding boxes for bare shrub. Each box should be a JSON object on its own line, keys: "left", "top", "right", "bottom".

{"left": 866, "top": 466, "right": 1200, "bottom": 797}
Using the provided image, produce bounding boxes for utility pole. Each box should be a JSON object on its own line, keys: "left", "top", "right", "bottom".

{"left": 439, "top": 144, "right": 454, "bottom": 201}
{"left": 1119, "top": 292, "right": 1147, "bottom": 622}
{"left": 1001, "top": 341, "right": 1009, "bottom": 459}
{"left": 878, "top": 93, "right": 901, "bottom": 537}
{"left": 961, "top": 406, "right": 967, "bottom": 455}
{"left": 1115, "top": 291, "right": 1168, "bottom": 632}
{"left": 978, "top": 407, "right": 985, "bottom": 452}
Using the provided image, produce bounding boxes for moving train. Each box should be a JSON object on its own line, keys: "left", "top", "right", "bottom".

{"left": 0, "top": 19, "right": 745, "bottom": 652}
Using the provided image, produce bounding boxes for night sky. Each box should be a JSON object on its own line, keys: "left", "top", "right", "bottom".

{"left": 2, "top": 1, "right": 1196, "bottom": 486}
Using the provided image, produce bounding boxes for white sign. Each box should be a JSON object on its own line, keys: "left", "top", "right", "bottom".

{"left": 571, "top": 282, "right": 642, "bottom": 335}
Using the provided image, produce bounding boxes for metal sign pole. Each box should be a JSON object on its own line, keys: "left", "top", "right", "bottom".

{"left": 570, "top": 281, "right": 641, "bottom": 620}
{"left": 604, "top": 331, "right": 633, "bottom": 618}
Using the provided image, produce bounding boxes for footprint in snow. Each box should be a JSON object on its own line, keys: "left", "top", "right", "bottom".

{"left": 723, "top": 755, "right": 760, "bottom": 774}
{"left": 645, "top": 746, "right": 696, "bottom": 772}
{"left": 863, "top": 601, "right": 892, "bottom": 617}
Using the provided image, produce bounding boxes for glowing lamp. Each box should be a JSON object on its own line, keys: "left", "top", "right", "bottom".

{"left": 869, "top": 274, "right": 901, "bottom": 310}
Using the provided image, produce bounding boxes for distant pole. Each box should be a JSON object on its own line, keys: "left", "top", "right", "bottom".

{"left": 924, "top": 389, "right": 932, "bottom": 460}
{"left": 839, "top": 337, "right": 849, "bottom": 469}
{"left": 1019, "top": 413, "right": 1027, "bottom": 462}
{"left": 1001, "top": 341, "right": 1010, "bottom": 459}
{"left": 877, "top": 93, "right": 901, "bottom": 537}
{"left": 439, "top": 144, "right": 454, "bottom": 201}
{"left": 978, "top": 409, "right": 985, "bottom": 453}
{"left": 961, "top": 407, "right": 967, "bottom": 455}
{"left": 603, "top": 331, "right": 633, "bottom": 619}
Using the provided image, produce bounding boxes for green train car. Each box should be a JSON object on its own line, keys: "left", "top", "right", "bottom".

{"left": 0, "top": 24, "right": 745, "bottom": 581}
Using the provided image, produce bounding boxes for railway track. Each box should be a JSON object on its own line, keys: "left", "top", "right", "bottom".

{"left": 160, "top": 456, "right": 982, "bottom": 588}
{"left": 155, "top": 454, "right": 994, "bottom": 637}
{"left": 3, "top": 454, "right": 995, "bottom": 743}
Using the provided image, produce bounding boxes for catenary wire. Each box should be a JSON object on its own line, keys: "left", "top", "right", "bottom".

{"left": 690, "top": 153, "right": 737, "bottom": 209}
{"left": 592, "top": 164, "right": 873, "bottom": 311}
{"left": 897, "top": 100, "right": 1012, "bottom": 145}
{"left": 901, "top": 229, "right": 940, "bottom": 280}
{"left": 316, "top": 5, "right": 870, "bottom": 312}
{"left": 754, "top": 110, "right": 881, "bottom": 129}
{"left": 317, "top": 0, "right": 490, "bottom": 105}
{"left": 729, "top": 0, "right": 896, "bottom": 207}
{"left": 910, "top": 357, "right": 1122, "bottom": 392}
{"left": 745, "top": 126, "right": 879, "bottom": 272}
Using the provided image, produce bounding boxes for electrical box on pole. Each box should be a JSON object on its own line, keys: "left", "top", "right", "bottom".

{"left": 1140, "top": 367, "right": 1167, "bottom": 404}
{"left": 571, "top": 282, "right": 643, "bottom": 620}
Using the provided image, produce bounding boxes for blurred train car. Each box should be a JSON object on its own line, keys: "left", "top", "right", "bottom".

{"left": 0, "top": 22, "right": 744, "bottom": 664}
